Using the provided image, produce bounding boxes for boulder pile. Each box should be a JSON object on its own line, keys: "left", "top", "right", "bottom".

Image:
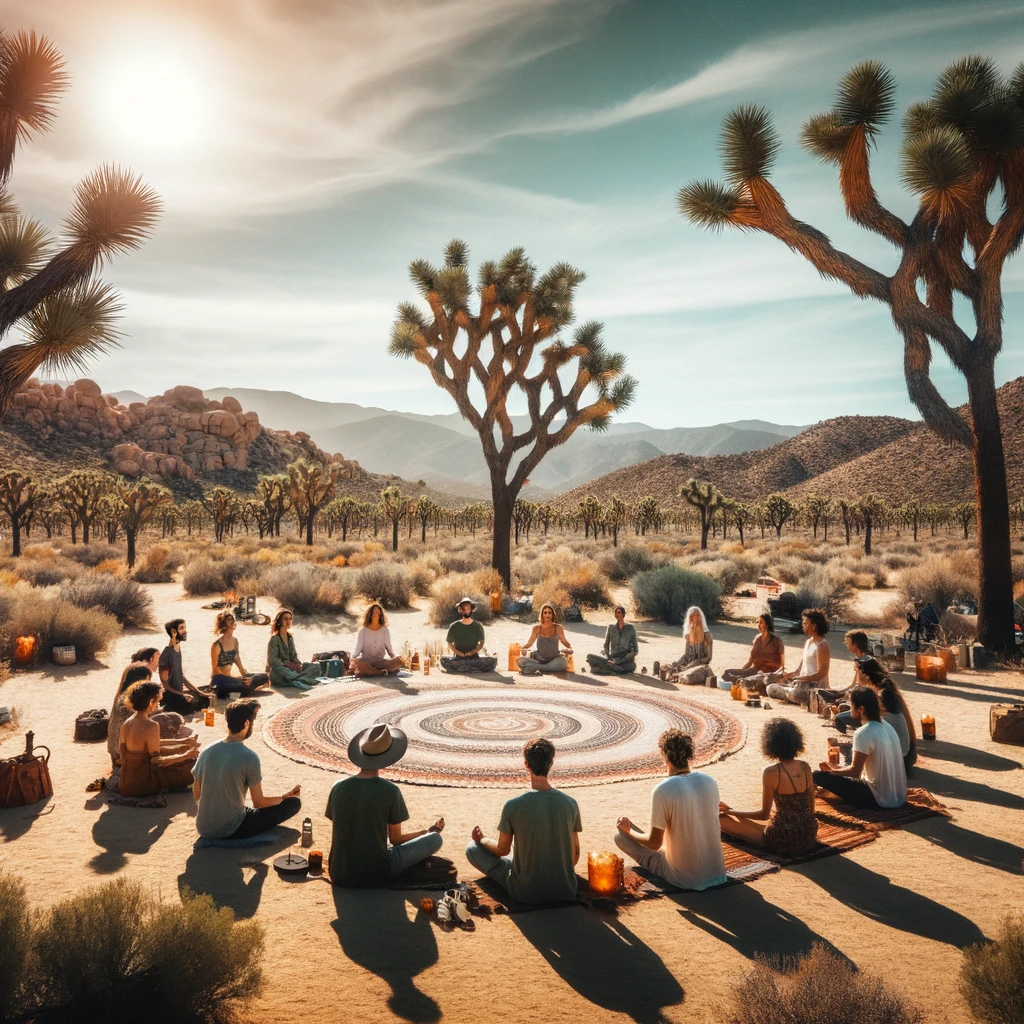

{"left": 7, "top": 379, "right": 365, "bottom": 483}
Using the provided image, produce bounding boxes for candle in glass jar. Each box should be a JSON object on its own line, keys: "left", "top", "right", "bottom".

{"left": 828, "top": 746, "right": 840, "bottom": 766}
{"left": 587, "top": 850, "right": 624, "bottom": 894}
{"left": 204, "top": 707, "right": 215, "bottom": 728}
{"left": 921, "top": 714, "right": 936, "bottom": 740}
{"left": 307, "top": 849, "right": 323, "bottom": 872}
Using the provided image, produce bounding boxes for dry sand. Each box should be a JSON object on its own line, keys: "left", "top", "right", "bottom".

{"left": 1, "top": 581, "right": 1022, "bottom": 1024}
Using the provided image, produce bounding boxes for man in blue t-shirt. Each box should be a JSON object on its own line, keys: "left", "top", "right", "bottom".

{"left": 192, "top": 699, "right": 301, "bottom": 839}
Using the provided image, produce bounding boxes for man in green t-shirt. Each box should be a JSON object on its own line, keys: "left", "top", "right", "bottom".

{"left": 325, "top": 723, "right": 445, "bottom": 886}
{"left": 466, "top": 738, "right": 582, "bottom": 904}
{"left": 441, "top": 597, "right": 498, "bottom": 674}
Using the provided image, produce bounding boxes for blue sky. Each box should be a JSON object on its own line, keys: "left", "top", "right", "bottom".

{"left": 6, "top": 0, "right": 1024, "bottom": 428}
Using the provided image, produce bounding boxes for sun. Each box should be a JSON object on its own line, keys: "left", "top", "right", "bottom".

{"left": 96, "top": 49, "right": 212, "bottom": 153}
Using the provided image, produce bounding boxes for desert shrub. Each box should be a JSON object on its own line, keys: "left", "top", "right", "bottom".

{"left": 895, "top": 552, "right": 978, "bottom": 610}
{"left": 604, "top": 545, "right": 664, "bottom": 582}
{"left": 940, "top": 610, "right": 978, "bottom": 645}
{"left": 181, "top": 555, "right": 262, "bottom": 596}
{"left": 407, "top": 562, "right": 437, "bottom": 599}
{"left": 768, "top": 556, "right": 816, "bottom": 586}
{"left": 793, "top": 559, "right": 856, "bottom": 621}
{"left": 356, "top": 562, "right": 413, "bottom": 609}
{"left": 63, "top": 575, "right": 154, "bottom": 628}
{"left": 630, "top": 565, "right": 721, "bottom": 624}
{"left": 261, "top": 562, "right": 353, "bottom": 615}
{"left": 730, "top": 943, "right": 921, "bottom": 1024}
{"left": 846, "top": 554, "right": 888, "bottom": 588}
{"left": 472, "top": 566, "right": 503, "bottom": 597}
{"left": 0, "top": 869, "right": 31, "bottom": 1014}
{"left": 14, "top": 556, "right": 84, "bottom": 586}
{"left": 0, "top": 659, "right": 9, "bottom": 686}
{"left": 533, "top": 560, "right": 613, "bottom": 616}
{"left": 960, "top": 915, "right": 1024, "bottom": 1024}
{"left": 427, "top": 575, "right": 493, "bottom": 627}
{"left": 688, "top": 552, "right": 762, "bottom": 596}
{"left": 132, "top": 544, "right": 179, "bottom": 584}
{"left": 62, "top": 543, "right": 122, "bottom": 567}
{"left": 0, "top": 594, "right": 120, "bottom": 662}
{"left": 436, "top": 547, "right": 480, "bottom": 574}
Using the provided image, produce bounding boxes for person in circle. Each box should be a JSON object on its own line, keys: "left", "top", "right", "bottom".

{"left": 517, "top": 604, "right": 572, "bottom": 675}
{"left": 721, "top": 613, "right": 785, "bottom": 694}
{"left": 118, "top": 681, "right": 199, "bottom": 797}
{"left": 351, "top": 603, "right": 405, "bottom": 677}
{"left": 666, "top": 606, "right": 716, "bottom": 686}
{"left": 586, "top": 606, "right": 638, "bottom": 675}
{"left": 210, "top": 610, "right": 270, "bottom": 700}
{"left": 765, "top": 608, "right": 831, "bottom": 705}
{"left": 440, "top": 598, "right": 497, "bottom": 674}
{"left": 718, "top": 717, "right": 819, "bottom": 856}
{"left": 267, "top": 609, "right": 322, "bottom": 688}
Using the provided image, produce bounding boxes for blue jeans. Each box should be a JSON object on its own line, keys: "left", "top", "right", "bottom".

{"left": 388, "top": 831, "right": 443, "bottom": 878}
{"left": 465, "top": 841, "right": 512, "bottom": 889}
{"left": 834, "top": 711, "right": 856, "bottom": 734}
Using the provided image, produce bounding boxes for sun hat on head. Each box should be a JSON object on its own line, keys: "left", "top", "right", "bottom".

{"left": 348, "top": 723, "right": 408, "bottom": 769}
{"left": 456, "top": 597, "right": 477, "bottom": 610}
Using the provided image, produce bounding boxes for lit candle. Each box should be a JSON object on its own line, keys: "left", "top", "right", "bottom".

{"left": 588, "top": 851, "right": 624, "bottom": 894}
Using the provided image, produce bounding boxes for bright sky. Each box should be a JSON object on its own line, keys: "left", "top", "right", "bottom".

{"left": 6, "top": 0, "right": 1024, "bottom": 428}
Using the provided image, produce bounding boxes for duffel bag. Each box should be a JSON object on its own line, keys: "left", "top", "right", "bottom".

{"left": 0, "top": 731, "right": 53, "bottom": 809}
{"left": 990, "top": 704, "right": 1024, "bottom": 746}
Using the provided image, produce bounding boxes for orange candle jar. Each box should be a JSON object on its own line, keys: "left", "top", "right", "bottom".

{"left": 566, "top": 651, "right": 575, "bottom": 673}
{"left": 204, "top": 707, "right": 215, "bottom": 728}
{"left": 921, "top": 714, "right": 936, "bottom": 741}
{"left": 490, "top": 590, "right": 502, "bottom": 614}
{"left": 307, "top": 849, "right": 323, "bottom": 873}
{"left": 508, "top": 643, "right": 521, "bottom": 671}
{"left": 587, "top": 850, "right": 624, "bottom": 894}
{"left": 13, "top": 636, "right": 37, "bottom": 666}
{"left": 730, "top": 680, "right": 744, "bottom": 701}
{"left": 423, "top": 656, "right": 430, "bottom": 675}
{"left": 411, "top": 651, "right": 420, "bottom": 671}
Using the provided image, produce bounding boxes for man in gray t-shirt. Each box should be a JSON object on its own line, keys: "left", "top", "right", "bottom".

{"left": 467, "top": 738, "right": 581, "bottom": 904}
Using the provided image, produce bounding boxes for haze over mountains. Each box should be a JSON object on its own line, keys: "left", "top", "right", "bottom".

{"left": 203, "top": 387, "right": 805, "bottom": 495}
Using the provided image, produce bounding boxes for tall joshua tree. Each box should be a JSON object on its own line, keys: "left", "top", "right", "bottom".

{"left": 118, "top": 479, "right": 171, "bottom": 569}
{"left": 390, "top": 241, "right": 636, "bottom": 587}
{"left": 679, "top": 57, "right": 1024, "bottom": 653}
{"left": 679, "top": 478, "right": 724, "bottom": 551}
{"left": 289, "top": 459, "right": 340, "bottom": 546}
{"left": 0, "top": 468, "right": 36, "bottom": 556}
{"left": 0, "top": 30, "right": 160, "bottom": 416}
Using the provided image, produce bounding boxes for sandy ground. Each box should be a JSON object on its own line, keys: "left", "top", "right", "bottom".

{"left": 1, "top": 581, "right": 1022, "bottom": 1024}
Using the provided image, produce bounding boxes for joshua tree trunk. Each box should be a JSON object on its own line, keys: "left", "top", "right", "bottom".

{"left": 491, "top": 483, "right": 514, "bottom": 589}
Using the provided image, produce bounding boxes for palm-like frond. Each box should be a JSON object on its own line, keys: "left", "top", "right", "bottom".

{"left": 971, "top": 88, "right": 1024, "bottom": 156}
{"left": 443, "top": 238, "right": 468, "bottom": 268}
{"left": 436, "top": 266, "right": 470, "bottom": 314}
{"left": 21, "top": 277, "right": 122, "bottom": 376}
{"left": 572, "top": 320, "right": 603, "bottom": 352}
{"left": 1010, "top": 62, "right": 1024, "bottom": 108}
{"left": 388, "top": 320, "right": 421, "bottom": 358}
{"left": 720, "top": 104, "right": 779, "bottom": 183}
{"left": 901, "top": 126, "right": 974, "bottom": 218}
{"left": 933, "top": 55, "right": 999, "bottom": 137}
{"left": 677, "top": 180, "right": 742, "bottom": 230}
{"left": 476, "top": 259, "right": 498, "bottom": 291}
{"left": 903, "top": 101, "right": 942, "bottom": 138}
{"left": 609, "top": 374, "right": 636, "bottom": 410}
{"left": 408, "top": 258, "right": 438, "bottom": 297}
{"left": 800, "top": 111, "right": 852, "bottom": 164}
{"left": 64, "top": 164, "right": 161, "bottom": 262}
{"left": 395, "top": 301, "right": 427, "bottom": 330}
{"left": 0, "top": 213, "right": 50, "bottom": 289}
{"left": 835, "top": 60, "right": 896, "bottom": 129}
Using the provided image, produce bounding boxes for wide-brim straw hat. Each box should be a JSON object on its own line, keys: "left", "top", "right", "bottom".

{"left": 348, "top": 723, "right": 409, "bottom": 769}
{"left": 456, "top": 596, "right": 477, "bottom": 610}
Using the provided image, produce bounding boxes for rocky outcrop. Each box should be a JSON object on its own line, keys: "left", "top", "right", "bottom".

{"left": 7, "top": 379, "right": 366, "bottom": 483}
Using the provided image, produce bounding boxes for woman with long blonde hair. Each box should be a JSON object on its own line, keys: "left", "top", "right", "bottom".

{"left": 517, "top": 604, "right": 573, "bottom": 675}
{"left": 352, "top": 602, "right": 405, "bottom": 677}
{"left": 666, "top": 606, "right": 717, "bottom": 686}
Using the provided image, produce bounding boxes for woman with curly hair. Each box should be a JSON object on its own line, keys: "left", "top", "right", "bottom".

{"left": 266, "top": 609, "right": 322, "bottom": 688}
{"left": 766, "top": 607, "right": 831, "bottom": 706}
{"left": 351, "top": 603, "right": 404, "bottom": 677}
{"left": 210, "top": 610, "right": 271, "bottom": 699}
{"left": 719, "top": 717, "right": 818, "bottom": 856}
{"left": 118, "top": 681, "right": 199, "bottom": 797}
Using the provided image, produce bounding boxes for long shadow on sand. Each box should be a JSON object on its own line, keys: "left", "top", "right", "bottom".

{"left": 910, "top": 817, "right": 1024, "bottom": 875}
{"left": 332, "top": 889, "right": 440, "bottom": 1023}
{"left": 908, "top": 765, "right": 1024, "bottom": 810}
{"left": 177, "top": 827, "right": 299, "bottom": 919}
{"left": 89, "top": 795, "right": 195, "bottom": 874}
{"left": 0, "top": 795, "right": 54, "bottom": 844}
{"left": 673, "top": 884, "right": 850, "bottom": 964}
{"left": 799, "top": 858, "right": 987, "bottom": 948}
{"left": 918, "top": 738, "right": 1021, "bottom": 772}
{"left": 512, "top": 907, "right": 684, "bottom": 1024}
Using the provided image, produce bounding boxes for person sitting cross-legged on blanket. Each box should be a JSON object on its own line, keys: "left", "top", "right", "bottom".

{"left": 586, "top": 605, "right": 638, "bottom": 675}
{"left": 267, "top": 609, "right": 322, "bottom": 688}
{"left": 721, "top": 613, "right": 785, "bottom": 694}
{"left": 765, "top": 608, "right": 831, "bottom": 706}
{"left": 159, "top": 618, "right": 210, "bottom": 715}
{"left": 326, "top": 723, "right": 445, "bottom": 886}
{"left": 719, "top": 718, "right": 818, "bottom": 856}
{"left": 665, "top": 606, "right": 716, "bottom": 686}
{"left": 813, "top": 686, "right": 907, "bottom": 810}
{"left": 467, "top": 738, "right": 582, "bottom": 904}
{"left": 118, "top": 681, "right": 199, "bottom": 798}
{"left": 351, "top": 603, "right": 405, "bottom": 677}
{"left": 614, "top": 729, "right": 727, "bottom": 890}
{"left": 193, "top": 698, "right": 302, "bottom": 840}
{"left": 211, "top": 610, "right": 271, "bottom": 699}
{"left": 440, "top": 598, "right": 498, "bottom": 673}
{"left": 517, "top": 603, "right": 572, "bottom": 675}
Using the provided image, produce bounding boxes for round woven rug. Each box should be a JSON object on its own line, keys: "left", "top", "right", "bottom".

{"left": 263, "top": 681, "right": 745, "bottom": 788}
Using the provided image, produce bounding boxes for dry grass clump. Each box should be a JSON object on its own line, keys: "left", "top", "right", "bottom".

{"left": 601, "top": 545, "right": 665, "bottom": 583}
{"left": 0, "top": 588, "right": 120, "bottom": 661}
{"left": 846, "top": 554, "right": 888, "bottom": 588}
{"left": 355, "top": 562, "right": 413, "bottom": 609}
{"left": 182, "top": 555, "right": 262, "bottom": 596}
{"left": 533, "top": 558, "right": 612, "bottom": 617}
{"left": 630, "top": 564, "right": 721, "bottom": 624}
{"left": 427, "top": 575, "right": 493, "bottom": 627}
{"left": 730, "top": 944, "right": 922, "bottom": 1024}
{"left": 960, "top": 914, "right": 1024, "bottom": 1024}
{"left": 939, "top": 610, "right": 978, "bottom": 644}
{"left": 62, "top": 543, "right": 122, "bottom": 567}
{"left": 768, "top": 556, "right": 817, "bottom": 586}
{"left": 894, "top": 551, "right": 977, "bottom": 610}
{"left": 262, "top": 562, "right": 353, "bottom": 616}
{"left": 793, "top": 559, "right": 855, "bottom": 621}
{"left": 63, "top": 575, "right": 154, "bottom": 628}
{"left": 687, "top": 550, "right": 763, "bottom": 595}
{"left": 7, "top": 552, "right": 85, "bottom": 586}
{"left": 132, "top": 543, "right": 180, "bottom": 584}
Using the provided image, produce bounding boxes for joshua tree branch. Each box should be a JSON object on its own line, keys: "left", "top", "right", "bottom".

{"left": 837, "top": 127, "right": 908, "bottom": 247}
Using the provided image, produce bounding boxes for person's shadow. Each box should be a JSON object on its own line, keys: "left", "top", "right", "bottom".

{"left": 177, "top": 828, "right": 299, "bottom": 918}
{"left": 512, "top": 907, "right": 684, "bottom": 1024}
{"left": 89, "top": 796, "right": 195, "bottom": 874}
{"left": 331, "top": 888, "right": 440, "bottom": 1023}
{"left": 673, "top": 884, "right": 850, "bottom": 963}
{"left": 910, "top": 818, "right": 1024, "bottom": 875}
{"left": 910, "top": 765, "right": 1024, "bottom": 810}
{"left": 799, "top": 858, "right": 988, "bottom": 948}
{"left": 918, "top": 739, "right": 1021, "bottom": 772}
{"left": 0, "top": 795, "right": 53, "bottom": 844}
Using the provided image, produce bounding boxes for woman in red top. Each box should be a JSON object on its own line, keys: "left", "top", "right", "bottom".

{"left": 722, "top": 614, "right": 786, "bottom": 693}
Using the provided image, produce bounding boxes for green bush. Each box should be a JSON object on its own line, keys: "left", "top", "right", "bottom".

{"left": 961, "top": 915, "right": 1024, "bottom": 1024}
{"left": 262, "top": 561, "right": 353, "bottom": 615}
{"left": 730, "top": 944, "right": 921, "bottom": 1024}
{"left": 604, "top": 546, "right": 663, "bottom": 582}
{"left": 630, "top": 564, "right": 721, "bottom": 624}
{"left": 427, "top": 575, "right": 493, "bottom": 627}
{"left": 181, "top": 555, "right": 262, "bottom": 596}
{"left": 0, "top": 594, "right": 120, "bottom": 662}
{"left": 0, "top": 869, "right": 31, "bottom": 1015}
{"left": 356, "top": 562, "right": 413, "bottom": 609}
{"left": 63, "top": 575, "right": 154, "bottom": 628}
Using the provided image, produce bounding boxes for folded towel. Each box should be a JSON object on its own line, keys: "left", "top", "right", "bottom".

{"left": 194, "top": 830, "right": 279, "bottom": 849}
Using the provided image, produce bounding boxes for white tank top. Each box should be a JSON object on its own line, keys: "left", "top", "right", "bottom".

{"left": 800, "top": 638, "right": 820, "bottom": 677}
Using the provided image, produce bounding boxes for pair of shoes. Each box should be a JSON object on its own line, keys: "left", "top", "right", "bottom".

{"left": 436, "top": 887, "right": 471, "bottom": 924}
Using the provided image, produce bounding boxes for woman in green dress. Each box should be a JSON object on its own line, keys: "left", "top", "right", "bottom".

{"left": 267, "top": 609, "right": 322, "bottom": 688}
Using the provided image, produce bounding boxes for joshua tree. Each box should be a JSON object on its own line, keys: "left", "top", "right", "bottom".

{"left": 390, "top": 241, "right": 636, "bottom": 587}
{"left": 118, "top": 480, "right": 171, "bottom": 568}
{"left": 576, "top": 495, "right": 603, "bottom": 542}
{"left": 804, "top": 495, "right": 832, "bottom": 539}
{"left": 680, "top": 478, "right": 724, "bottom": 550}
{"left": 728, "top": 500, "right": 753, "bottom": 547}
{"left": 953, "top": 500, "right": 976, "bottom": 540}
{"left": 512, "top": 498, "right": 537, "bottom": 545}
{"left": 857, "top": 493, "right": 884, "bottom": 555}
{"left": 0, "top": 29, "right": 160, "bottom": 418}
{"left": 0, "top": 468, "right": 36, "bottom": 556}
{"left": 679, "top": 56, "right": 1024, "bottom": 653}
{"left": 287, "top": 460, "right": 339, "bottom": 546}
{"left": 606, "top": 494, "right": 628, "bottom": 547}
{"left": 632, "top": 496, "right": 661, "bottom": 536}
{"left": 56, "top": 470, "right": 112, "bottom": 544}
{"left": 380, "top": 484, "right": 408, "bottom": 552}
{"left": 414, "top": 496, "right": 437, "bottom": 544}
{"left": 762, "top": 493, "right": 797, "bottom": 540}
{"left": 203, "top": 486, "right": 240, "bottom": 543}
{"left": 901, "top": 499, "right": 924, "bottom": 542}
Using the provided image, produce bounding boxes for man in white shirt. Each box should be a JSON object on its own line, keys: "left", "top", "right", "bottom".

{"left": 613, "top": 729, "right": 727, "bottom": 890}
{"left": 813, "top": 686, "right": 907, "bottom": 809}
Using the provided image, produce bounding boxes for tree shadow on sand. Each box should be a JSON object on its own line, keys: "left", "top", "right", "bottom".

{"left": 917, "top": 739, "right": 1021, "bottom": 772}
{"left": 332, "top": 889, "right": 440, "bottom": 1023}
{"left": 512, "top": 907, "right": 684, "bottom": 1024}
{"left": 89, "top": 795, "right": 195, "bottom": 874}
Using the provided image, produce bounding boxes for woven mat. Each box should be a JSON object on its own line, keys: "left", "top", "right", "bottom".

{"left": 814, "top": 788, "right": 951, "bottom": 832}
{"left": 388, "top": 856, "right": 460, "bottom": 891}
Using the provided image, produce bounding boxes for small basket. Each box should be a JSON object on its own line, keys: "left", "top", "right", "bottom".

{"left": 52, "top": 646, "right": 77, "bottom": 666}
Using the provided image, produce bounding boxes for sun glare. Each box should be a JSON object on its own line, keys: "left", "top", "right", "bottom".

{"left": 96, "top": 50, "right": 212, "bottom": 153}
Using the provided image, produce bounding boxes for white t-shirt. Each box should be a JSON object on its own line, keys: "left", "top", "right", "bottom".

{"left": 650, "top": 772, "right": 727, "bottom": 890}
{"left": 354, "top": 626, "right": 393, "bottom": 662}
{"left": 853, "top": 719, "right": 907, "bottom": 808}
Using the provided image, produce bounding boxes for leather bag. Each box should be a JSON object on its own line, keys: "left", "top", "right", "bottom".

{"left": 0, "top": 731, "right": 53, "bottom": 809}
{"left": 990, "top": 704, "right": 1024, "bottom": 746}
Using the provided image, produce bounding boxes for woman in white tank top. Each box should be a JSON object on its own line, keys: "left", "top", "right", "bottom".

{"left": 766, "top": 608, "right": 831, "bottom": 707}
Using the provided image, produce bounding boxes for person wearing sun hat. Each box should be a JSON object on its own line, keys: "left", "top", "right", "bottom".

{"left": 440, "top": 597, "right": 498, "bottom": 674}
{"left": 325, "top": 722, "right": 446, "bottom": 886}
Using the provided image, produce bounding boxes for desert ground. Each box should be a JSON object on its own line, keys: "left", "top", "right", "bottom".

{"left": 1, "top": 579, "right": 1021, "bottom": 1024}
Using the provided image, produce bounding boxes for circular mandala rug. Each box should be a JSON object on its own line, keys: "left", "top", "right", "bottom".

{"left": 263, "top": 681, "right": 745, "bottom": 788}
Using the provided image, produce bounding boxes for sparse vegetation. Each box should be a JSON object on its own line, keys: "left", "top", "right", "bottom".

{"left": 355, "top": 562, "right": 413, "bottom": 609}
{"left": 960, "top": 915, "right": 1024, "bottom": 1024}
{"left": 428, "top": 575, "right": 493, "bottom": 627}
{"left": 261, "top": 561, "right": 353, "bottom": 615}
{"left": 0, "top": 591, "right": 120, "bottom": 662}
{"left": 630, "top": 564, "right": 721, "bottom": 624}
{"left": 63, "top": 574, "right": 154, "bottom": 628}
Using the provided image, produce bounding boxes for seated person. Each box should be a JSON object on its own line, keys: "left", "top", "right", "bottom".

{"left": 210, "top": 610, "right": 270, "bottom": 699}
{"left": 614, "top": 729, "right": 727, "bottom": 890}
{"left": 766, "top": 608, "right": 831, "bottom": 706}
{"left": 813, "top": 687, "right": 907, "bottom": 809}
{"left": 159, "top": 618, "right": 210, "bottom": 714}
{"left": 467, "top": 738, "right": 582, "bottom": 904}
{"left": 834, "top": 659, "right": 917, "bottom": 770}
{"left": 719, "top": 718, "right": 818, "bottom": 856}
{"left": 722, "top": 613, "right": 785, "bottom": 692}
{"left": 440, "top": 598, "right": 498, "bottom": 673}
{"left": 351, "top": 603, "right": 405, "bottom": 677}
{"left": 815, "top": 630, "right": 870, "bottom": 712}
{"left": 118, "top": 681, "right": 199, "bottom": 797}
{"left": 665, "top": 607, "right": 717, "bottom": 686}
{"left": 267, "top": 609, "right": 322, "bottom": 688}
{"left": 586, "top": 606, "right": 638, "bottom": 675}
{"left": 517, "top": 603, "right": 572, "bottom": 675}
{"left": 326, "top": 723, "right": 444, "bottom": 886}
{"left": 193, "top": 698, "right": 302, "bottom": 840}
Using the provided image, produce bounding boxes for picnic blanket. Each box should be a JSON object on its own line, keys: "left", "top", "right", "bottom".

{"left": 388, "top": 856, "right": 460, "bottom": 891}
{"left": 814, "top": 788, "right": 950, "bottom": 832}
{"left": 194, "top": 830, "right": 280, "bottom": 849}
